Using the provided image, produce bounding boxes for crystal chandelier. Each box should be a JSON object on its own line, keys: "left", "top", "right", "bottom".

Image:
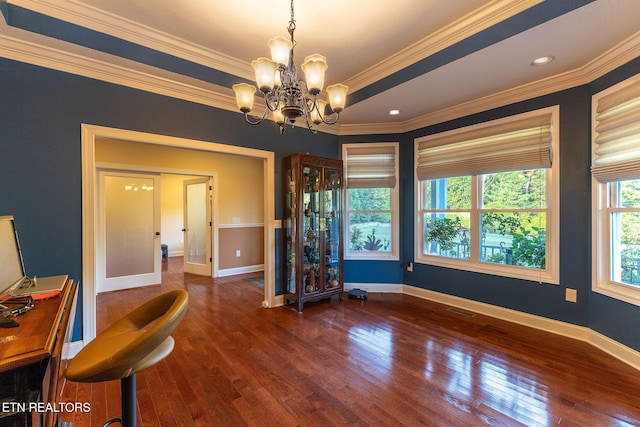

{"left": 232, "top": 0, "right": 348, "bottom": 134}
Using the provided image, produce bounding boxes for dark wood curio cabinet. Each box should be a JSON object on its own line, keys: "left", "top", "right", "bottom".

{"left": 283, "top": 153, "right": 344, "bottom": 312}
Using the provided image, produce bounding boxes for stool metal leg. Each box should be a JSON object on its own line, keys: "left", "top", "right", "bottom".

{"left": 121, "top": 374, "right": 137, "bottom": 427}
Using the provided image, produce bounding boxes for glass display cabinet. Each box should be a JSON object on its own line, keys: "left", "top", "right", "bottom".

{"left": 283, "top": 153, "right": 344, "bottom": 311}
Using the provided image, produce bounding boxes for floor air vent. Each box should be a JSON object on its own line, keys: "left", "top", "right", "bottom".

{"left": 447, "top": 307, "right": 476, "bottom": 317}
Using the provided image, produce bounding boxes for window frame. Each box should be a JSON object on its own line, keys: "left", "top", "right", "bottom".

{"left": 342, "top": 142, "right": 399, "bottom": 261}
{"left": 414, "top": 106, "right": 560, "bottom": 284}
{"left": 592, "top": 74, "right": 640, "bottom": 305}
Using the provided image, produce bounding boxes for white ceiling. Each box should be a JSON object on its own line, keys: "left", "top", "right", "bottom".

{"left": 2, "top": 0, "right": 640, "bottom": 134}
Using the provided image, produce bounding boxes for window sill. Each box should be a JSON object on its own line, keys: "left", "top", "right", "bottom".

{"left": 345, "top": 252, "right": 399, "bottom": 261}
{"left": 416, "top": 255, "right": 559, "bottom": 284}
{"left": 593, "top": 281, "right": 640, "bottom": 307}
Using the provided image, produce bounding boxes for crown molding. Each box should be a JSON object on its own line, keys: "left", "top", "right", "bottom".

{"left": 2, "top": 6, "right": 638, "bottom": 138}
{"left": 0, "top": 29, "right": 240, "bottom": 113}
{"left": 7, "top": 0, "right": 254, "bottom": 80}
{"left": 337, "top": 31, "right": 640, "bottom": 136}
{"left": 344, "top": 0, "right": 543, "bottom": 93}
{"left": 8, "top": 0, "right": 542, "bottom": 95}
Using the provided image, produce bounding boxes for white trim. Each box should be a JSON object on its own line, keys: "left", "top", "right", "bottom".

{"left": 218, "top": 223, "right": 264, "bottom": 229}
{"left": 413, "top": 106, "right": 560, "bottom": 284}
{"left": 403, "top": 284, "right": 640, "bottom": 371}
{"left": 1, "top": 6, "right": 638, "bottom": 136}
{"left": 63, "top": 340, "right": 84, "bottom": 360}
{"left": 343, "top": 0, "right": 543, "bottom": 92}
{"left": 344, "top": 282, "right": 404, "bottom": 294}
{"left": 338, "top": 32, "right": 640, "bottom": 136}
{"left": 218, "top": 264, "right": 264, "bottom": 277}
{"left": 7, "top": 0, "right": 254, "bottom": 80}
{"left": 82, "top": 124, "right": 277, "bottom": 346}
{"left": 8, "top": 0, "right": 540, "bottom": 95}
{"left": 591, "top": 75, "right": 640, "bottom": 306}
{"left": 342, "top": 142, "right": 400, "bottom": 261}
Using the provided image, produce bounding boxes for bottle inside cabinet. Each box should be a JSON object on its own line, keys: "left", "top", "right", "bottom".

{"left": 283, "top": 153, "right": 344, "bottom": 311}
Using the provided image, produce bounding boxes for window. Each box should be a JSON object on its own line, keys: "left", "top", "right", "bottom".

{"left": 343, "top": 143, "right": 399, "bottom": 260}
{"left": 415, "top": 107, "right": 559, "bottom": 283}
{"left": 592, "top": 74, "right": 640, "bottom": 305}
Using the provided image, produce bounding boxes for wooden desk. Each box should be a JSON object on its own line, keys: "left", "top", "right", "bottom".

{"left": 0, "top": 279, "right": 77, "bottom": 427}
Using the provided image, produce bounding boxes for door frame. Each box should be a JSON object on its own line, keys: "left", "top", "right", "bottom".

{"left": 81, "top": 124, "right": 278, "bottom": 346}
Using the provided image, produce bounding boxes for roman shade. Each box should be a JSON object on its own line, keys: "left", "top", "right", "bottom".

{"left": 416, "top": 112, "right": 553, "bottom": 181}
{"left": 344, "top": 144, "right": 397, "bottom": 189}
{"left": 591, "top": 76, "right": 640, "bottom": 183}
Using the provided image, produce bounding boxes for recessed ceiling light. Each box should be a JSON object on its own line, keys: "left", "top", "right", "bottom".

{"left": 389, "top": 109, "right": 400, "bottom": 116}
{"left": 531, "top": 56, "right": 555, "bottom": 66}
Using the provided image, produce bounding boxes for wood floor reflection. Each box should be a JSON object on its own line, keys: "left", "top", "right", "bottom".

{"left": 60, "top": 257, "right": 640, "bottom": 426}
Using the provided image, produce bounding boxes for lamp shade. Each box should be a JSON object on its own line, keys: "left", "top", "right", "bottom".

{"left": 326, "top": 83, "right": 348, "bottom": 113}
{"left": 252, "top": 57, "right": 278, "bottom": 93}
{"left": 310, "top": 99, "right": 327, "bottom": 125}
{"left": 232, "top": 83, "right": 256, "bottom": 113}
{"left": 269, "top": 36, "right": 292, "bottom": 65}
{"left": 301, "top": 54, "right": 328, "bottom": 95}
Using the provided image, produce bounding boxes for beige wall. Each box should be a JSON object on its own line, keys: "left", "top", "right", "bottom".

{"left": 96, "top": 139, "right": 264, "bottom": 272}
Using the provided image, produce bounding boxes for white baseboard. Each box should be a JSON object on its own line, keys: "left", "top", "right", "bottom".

{"left": 344, "top": 282, "right": 404, "bottom": 293}
{"left": 63, "top": 340, "right": 84, "bottom": 360}
{"left": 218, "top": 264, "right": 264, "bottom": 277}
{"left": 403, "top": 284, "right": 640, "bottom": 371}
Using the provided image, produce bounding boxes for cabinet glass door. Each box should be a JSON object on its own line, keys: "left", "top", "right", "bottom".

{"left": 285, "top": 167, "right": 297, "bottom": 294}
{"left": 303, "top": 166, "right": 320, "bottom": 294}
{"left": 324, "top": 168, "right": 341, "bottom": 290}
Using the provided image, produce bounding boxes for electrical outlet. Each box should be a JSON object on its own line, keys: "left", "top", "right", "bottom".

{"left": 236, "top": 250, "right": 241, "bottom": 257}
{"left": 565, "top": 288, "right": 577, "bottom": 303}
{"left": 407, "top": 262, "right": 413, "bottom": 272}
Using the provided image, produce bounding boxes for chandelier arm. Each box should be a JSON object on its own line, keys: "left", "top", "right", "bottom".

{"left": 320, "top": 111, "right": 340, "bottom": 125}
{"left": 243, "top": 107, "right": 269, "bottom": 125}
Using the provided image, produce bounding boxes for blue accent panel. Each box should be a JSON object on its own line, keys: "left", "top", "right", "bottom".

{"left": 348, "top": 0, "right": 596, "bottom": 106}
{"left": 0, "top": 58, "right": 338, "bottom": 341}
{"left": 6, "top": 4, "right": 250, "bottom": 89}
{"left": 343, "top": 260, "right": 402, "bottom": 284}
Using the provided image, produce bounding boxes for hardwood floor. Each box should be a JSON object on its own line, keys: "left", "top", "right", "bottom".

{"left": 59, "top": 257, "right": 640, "bottom": 426}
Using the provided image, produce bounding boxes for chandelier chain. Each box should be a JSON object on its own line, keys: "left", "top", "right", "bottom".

{"left": 288, "top": 0, "right": 296, "bottom": 36}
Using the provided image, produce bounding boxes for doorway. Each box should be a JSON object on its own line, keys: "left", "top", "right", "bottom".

{"left": 81, "top": 124, "right": 279, "bottom": 346}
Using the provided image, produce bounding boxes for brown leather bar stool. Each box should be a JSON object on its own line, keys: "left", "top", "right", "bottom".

{"left": 66, "top": 289, "right": 189, "bottom": 427}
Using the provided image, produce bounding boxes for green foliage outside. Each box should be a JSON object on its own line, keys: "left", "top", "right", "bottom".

{"left": 349, "top": 188, "right": 391, "bottom": 252}
{"left": 424, "top": 170, "right": 548, "bottom": 268}
{"left": 619, "top": 180, "right": 640, "bottom": 285}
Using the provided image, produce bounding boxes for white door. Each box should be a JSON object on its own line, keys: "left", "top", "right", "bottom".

{"left": 183, "top": 177, "right": 212, "bottom": 276}
{"left": 98, "top": 171, "right": 161, "bottom": 293}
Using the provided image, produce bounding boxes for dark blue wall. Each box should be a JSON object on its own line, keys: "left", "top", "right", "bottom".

{"left": 342, "top": 59, "right": 640, "bottom": 353}
{"left": 398, "top": 86, "right": 591, "bottom": 326}
{"left": 3, "top": 54, "right": 640, "bottom": 353}
{"left": 0, "top": 58, "right": 338, "bottom": 340}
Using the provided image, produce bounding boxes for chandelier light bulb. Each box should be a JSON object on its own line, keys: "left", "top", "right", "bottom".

{"left": 269, "top": 36, "right": 292, "bottom": 65}
{"left": 232, "top": 83, "right": 256, "bottom": 113}
{"left": 252, "top": 58, "right": 278, "bottom": 93}
{"left": 326, "top": 84, "right": 348, "bottom": 113}
{"left": 301, "top": 54, "right": 328, "bottom": 95}
{"left": 310, "top": 99, "right": 327, "bottom": 125}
